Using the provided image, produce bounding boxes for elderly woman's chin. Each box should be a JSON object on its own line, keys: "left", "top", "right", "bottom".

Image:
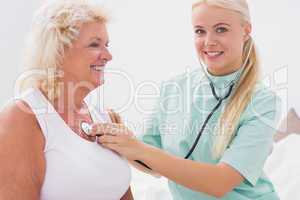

{"left": 90, "top": 72, "right": 105, "bottom": 88}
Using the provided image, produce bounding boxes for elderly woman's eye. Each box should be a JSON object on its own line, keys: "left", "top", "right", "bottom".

{"left": 89, "top": 43, "right": 99, "bottom": 47}
{"left": 216, "top": 27, "right": 228, "bottom": 33}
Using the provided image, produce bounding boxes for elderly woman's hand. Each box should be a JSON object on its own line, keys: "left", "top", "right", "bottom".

{"left": 89, "top": 123, "right": 146, "bottom": 161}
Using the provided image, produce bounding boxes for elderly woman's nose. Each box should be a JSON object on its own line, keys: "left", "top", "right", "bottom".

{"left": 100, "top": 47, "right": 112, "bottom": 62}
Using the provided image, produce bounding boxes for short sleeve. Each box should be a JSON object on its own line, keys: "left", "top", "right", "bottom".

{"left": 137, "top": 82, "right": 164, "bottom": 149}
{"left": 221, "top": 88, "right": 282, "bottom": 186}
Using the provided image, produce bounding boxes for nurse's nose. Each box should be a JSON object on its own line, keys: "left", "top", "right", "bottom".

{"left": 204, "top": 33, "right": 218, "bottom": 47}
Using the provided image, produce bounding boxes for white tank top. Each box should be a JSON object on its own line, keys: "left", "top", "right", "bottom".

{"left": 19, "top": 88, "right": 131, "bottom": 200}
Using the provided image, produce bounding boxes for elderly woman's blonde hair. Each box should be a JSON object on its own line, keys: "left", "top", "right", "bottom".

{"left": 192, "top": 0, "right": 260, "bottom": 159}
{"left": 20, "top": 0, "right": 108, "bottom": 102}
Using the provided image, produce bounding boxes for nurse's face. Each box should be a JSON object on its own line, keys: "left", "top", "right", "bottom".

{"left": 192, "top": 4, "right": 251, "bottom": 76}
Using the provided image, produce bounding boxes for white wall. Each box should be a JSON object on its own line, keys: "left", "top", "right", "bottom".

{"left": 1, "top": 0, "right": 298, "bottom": 115}
{"left": 0, "top": 0, "right": 298, "bottom": 199}
{"left": 249, "top": 0, "right": 299, "bottom": 117}
{"left": 0, "top": 0, "right": 42, "bottom": 106}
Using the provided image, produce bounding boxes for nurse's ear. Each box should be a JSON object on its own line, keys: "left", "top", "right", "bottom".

{"left": 243, "top": 22, "right": 252, "bottom": 42}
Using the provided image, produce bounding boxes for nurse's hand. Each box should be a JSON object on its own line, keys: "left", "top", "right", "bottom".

{"left": 89, "top": 123, "right": 146, "bottom": 161}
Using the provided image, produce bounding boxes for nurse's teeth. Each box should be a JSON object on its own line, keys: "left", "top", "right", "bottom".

{"left": 205, "top": 51, "right": 223, "bottom": 56}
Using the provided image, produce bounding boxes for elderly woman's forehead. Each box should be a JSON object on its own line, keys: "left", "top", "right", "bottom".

{"left": 78, "top": 22, "right": 108, "bottom": 39}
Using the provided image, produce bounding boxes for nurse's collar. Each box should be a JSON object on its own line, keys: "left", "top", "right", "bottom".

{"left": 204, "top": 67, "right": 244, "bottom": 90}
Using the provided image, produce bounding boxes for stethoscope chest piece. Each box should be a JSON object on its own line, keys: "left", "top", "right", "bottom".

{"left": 81, "top": 121, "right": 92, "bottom": 136}
{"left": 80, "top": 121, "right": 153, "bottom": 170}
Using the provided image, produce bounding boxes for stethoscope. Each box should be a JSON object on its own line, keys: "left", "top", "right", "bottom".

{"left": 81, "top": 39, "right": 254, "bottom": 171}
{"left": 184, "top": 81, "right": 234, "bottom": 159}
{"left": 80, "top": 113, "right": 152, "bottom": 170}
{"left": 80, "top": 80, "right": 235, "bottom": 170}
{"left": 183, "top": 39, "right": 253, "bottom": 160}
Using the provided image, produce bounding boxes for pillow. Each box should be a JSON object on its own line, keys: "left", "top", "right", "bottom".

{"left": 265, "top": 134, "right": 300, "bottom": 200}
{"left": 274, "top": 108, "right": 300, "bottom": 142}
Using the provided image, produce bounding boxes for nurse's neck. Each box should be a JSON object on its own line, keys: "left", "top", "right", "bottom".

{"left": 207, "top": 65, "right": 242, "bottom": 77}
{"left": 207, "top": 56, "right": 243, "bottom": 76}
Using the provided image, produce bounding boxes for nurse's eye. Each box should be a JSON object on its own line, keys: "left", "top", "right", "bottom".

{"left": 215, "top": 27, "right": 228, "bottom": 33}
{"left": 195, "top": 29, "right": 206, "bottom": 36}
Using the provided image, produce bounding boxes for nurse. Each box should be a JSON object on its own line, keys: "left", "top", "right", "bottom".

{"left": 92, "top": 0, "right": 281, "bottom": 199}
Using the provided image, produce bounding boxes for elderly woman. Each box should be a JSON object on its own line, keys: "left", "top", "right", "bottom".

{"left": 0, "top": 0, "right": 132, "bottom": 199}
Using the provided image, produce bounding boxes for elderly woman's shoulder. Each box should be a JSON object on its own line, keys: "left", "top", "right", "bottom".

{"left": 0, "top": 100, "right": 42, "bottom": 141}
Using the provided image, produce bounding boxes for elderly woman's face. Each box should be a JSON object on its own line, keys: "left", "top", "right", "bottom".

{"left": 62, "top": 22, "right": 112, "bottom": 89}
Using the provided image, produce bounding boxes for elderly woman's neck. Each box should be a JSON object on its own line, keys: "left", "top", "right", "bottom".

{"left": 53, "top": 87, "right": 90, "bottom": 114}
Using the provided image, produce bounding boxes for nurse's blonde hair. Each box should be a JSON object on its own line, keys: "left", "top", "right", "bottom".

{"left": 192, "top": 0, "right": 259, "bottom": 159}
{"left": 20, "top": 0, "right": 108, "bottom": 102}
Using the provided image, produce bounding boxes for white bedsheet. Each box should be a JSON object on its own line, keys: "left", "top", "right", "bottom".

{"left": 265, "top": 134, "right": 300, "bottom": 199}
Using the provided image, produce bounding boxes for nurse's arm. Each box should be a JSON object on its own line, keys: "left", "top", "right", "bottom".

{"left": 140, "top": 144, "right": 243, "bottom": 198}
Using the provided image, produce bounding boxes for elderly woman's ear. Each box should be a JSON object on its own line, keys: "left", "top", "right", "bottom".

{"left": 274, "top": 108, "right": 300, "bottom": 142}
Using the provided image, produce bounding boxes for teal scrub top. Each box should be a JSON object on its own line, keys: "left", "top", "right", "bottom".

{"left": 140, "top": 68, "right": 281, "bottom": 200}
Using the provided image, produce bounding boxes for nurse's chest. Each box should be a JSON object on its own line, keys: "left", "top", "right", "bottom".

{"left": 159, "top": 96, "right": 224, "bottom": 161}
